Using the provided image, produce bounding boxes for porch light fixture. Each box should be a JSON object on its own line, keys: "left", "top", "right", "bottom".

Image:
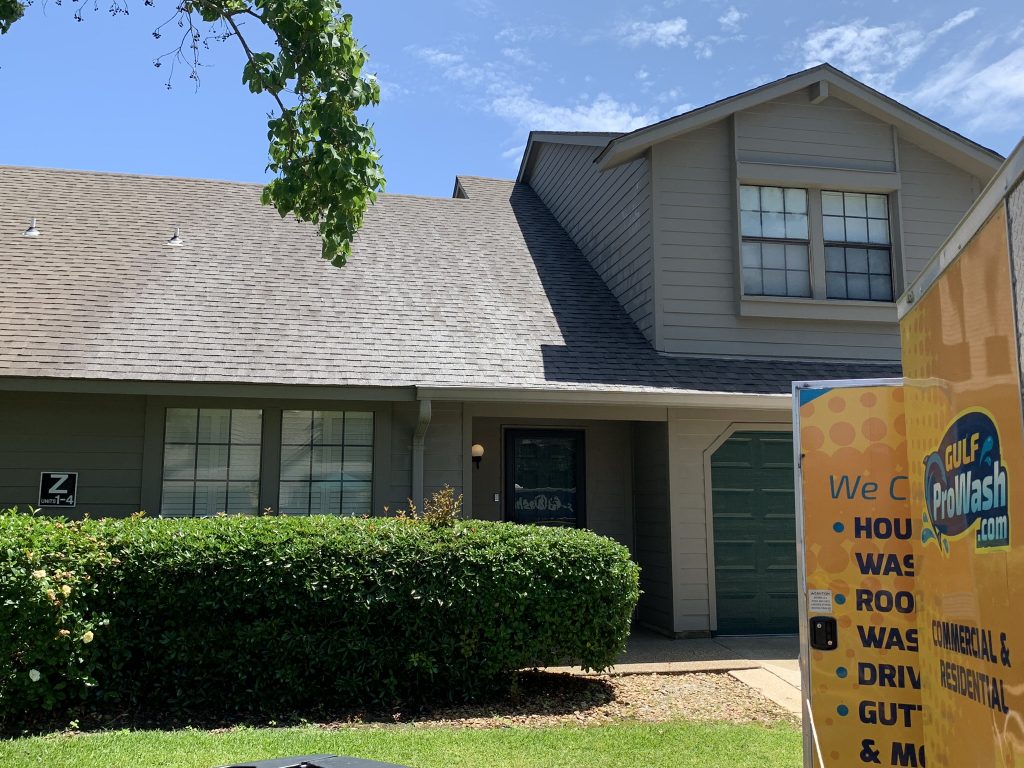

{"left": 22, "top": 218, "right": 40, "bottom": 238}
{"left": 471, "top": 443, "right": 485, "bottom": 469}
{"left": 166, "top": 227, "right": 184, "bottom": 247}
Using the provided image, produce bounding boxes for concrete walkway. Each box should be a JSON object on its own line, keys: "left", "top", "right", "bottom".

{"left": 546, "top": 630, "right": 802, "bottom": 717}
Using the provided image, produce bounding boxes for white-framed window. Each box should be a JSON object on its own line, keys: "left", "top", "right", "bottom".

{"left": 739, "top": 184, "right": 897, "bottom": 304}
{"left": 279, "top": 410, "right": 373, "bottom": 516}
{"left": 161, "top": 408, "right": 262, "bottom": 517}
{"left": 740, "top": 185, "right": 811, "bottom": 298}
{"left": 822, "top": 191, "right": 894, "bottom": 302}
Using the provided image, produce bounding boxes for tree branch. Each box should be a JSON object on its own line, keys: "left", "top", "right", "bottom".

{"left": 222, "top": 11, "right": 286, "bottom": 113}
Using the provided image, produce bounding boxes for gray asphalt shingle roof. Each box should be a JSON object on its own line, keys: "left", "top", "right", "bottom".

{"left": 0, "top": 166, "right": 898, "bottom": 395}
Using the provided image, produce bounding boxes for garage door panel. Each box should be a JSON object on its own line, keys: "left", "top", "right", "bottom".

{"left": 711, "top": 431, "right": 798, "bottom": 635}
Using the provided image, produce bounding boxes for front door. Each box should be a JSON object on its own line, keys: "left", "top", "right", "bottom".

{"left": 504, "top": 429, "right": 585, "bottom": 527}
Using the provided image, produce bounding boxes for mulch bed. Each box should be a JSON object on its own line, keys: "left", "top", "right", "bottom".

{"left": 18, "top": 670, "right": 797, "bottom": 737}
{"left": 320, "top": 671, "right": 797, "bottom": 730}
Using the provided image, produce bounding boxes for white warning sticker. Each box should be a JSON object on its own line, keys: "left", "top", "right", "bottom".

{"left": 809, "top": 589, "right": 833, "bottom": 614}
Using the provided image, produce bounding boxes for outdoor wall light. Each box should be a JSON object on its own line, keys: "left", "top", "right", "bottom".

{"left": 22, "top": 218, "right": 40, "bottom": 238}
{"left": 471, "top": 443, "right": 485, "bottom": 469}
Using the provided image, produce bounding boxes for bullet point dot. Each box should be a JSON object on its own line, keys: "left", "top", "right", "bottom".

{"left": 833, "top": 521, "right": 845, "bottom": 533}
{"left": 836, "top": 667, "right": 848, "bottom": 679}
{"left": 835, "top": 594, "right": 846, "bottom": 605}
{"left": 837, "top": 704, "right": 849, "bottom": 716}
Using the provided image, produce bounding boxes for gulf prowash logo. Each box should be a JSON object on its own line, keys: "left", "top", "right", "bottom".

{"left": 922, "top": 410, "right": 1009, "bottom": 553}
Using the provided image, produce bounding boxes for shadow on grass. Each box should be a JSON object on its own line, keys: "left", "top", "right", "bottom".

{"left": 5, "top": 671, "right": 616, "bottom": 738}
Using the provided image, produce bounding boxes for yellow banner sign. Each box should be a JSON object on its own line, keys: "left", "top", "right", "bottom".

{"left": 797, "top": 382, "right": 923, "bottom": 767}
{"left": 900, "top": 206, "right": 1024, "bottom": 767}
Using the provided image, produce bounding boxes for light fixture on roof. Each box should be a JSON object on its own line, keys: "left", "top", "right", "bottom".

{"left": 166, "top": 227, "right": 184, "bottom": 247}
{"left": 22, "top": 218, "right": 40, "bottom": 238}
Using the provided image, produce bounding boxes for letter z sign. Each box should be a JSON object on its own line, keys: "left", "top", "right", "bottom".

{"left": 38, "top": 472, "right": 78, "bottom": 507}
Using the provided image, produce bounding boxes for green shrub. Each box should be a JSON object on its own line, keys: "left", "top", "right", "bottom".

{"left": 0, "top": 507, "right": 639, "bottom": 729}
{"left": 0, "top": 511, "right": 116, "bottom": 719}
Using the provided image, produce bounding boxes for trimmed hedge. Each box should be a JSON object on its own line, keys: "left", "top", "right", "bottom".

{"left": 0, "top": 510, "right": 639, "bottom": 728}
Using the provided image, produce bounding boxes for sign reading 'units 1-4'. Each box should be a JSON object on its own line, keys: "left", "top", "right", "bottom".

{"left": 796, "top": 382, "right": 923, "bottom": 768}
{"left": 38, "top": 471, "right": 78, "bottom": 507}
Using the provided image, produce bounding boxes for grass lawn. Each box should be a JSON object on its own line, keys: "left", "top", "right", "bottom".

{"left": 0, "top": 720, "right": 801, "bottom": 768}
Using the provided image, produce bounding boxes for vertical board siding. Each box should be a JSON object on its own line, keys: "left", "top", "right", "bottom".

{"left": 735, "top": 93, "right": 895, "bottom": 171}
{"left": 632, "top": 421, "right": 673, "bottom": 632}
{"left": 898, "top": 138, "right": 982, "bottom": 278}
{"left": 527, "top": 142, "right": 655, "bottom": 341}
{"left": 666, "top": 407, "right": 792, "bottom": 634}
{"left": 0, "top": 392, "right": 146, "bottom": 517}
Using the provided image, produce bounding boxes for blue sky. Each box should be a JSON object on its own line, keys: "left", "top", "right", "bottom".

{"left": 1, "top": 0, "right": 1021, "bottom": 196}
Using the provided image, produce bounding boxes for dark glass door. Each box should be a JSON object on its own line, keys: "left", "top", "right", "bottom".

{"left": 504, "top": 429, "right": 585, "bottom": 527}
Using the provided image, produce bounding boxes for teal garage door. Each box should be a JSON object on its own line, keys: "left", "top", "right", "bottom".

{"left": 711, "top": 431, "right": 798, "bottom": 635}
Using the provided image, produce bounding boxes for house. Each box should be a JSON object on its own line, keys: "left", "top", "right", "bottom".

{"left": 0, "top": 64, "right": 1002, "bottom": 637}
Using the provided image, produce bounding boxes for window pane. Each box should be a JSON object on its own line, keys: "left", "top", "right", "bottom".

{"left": 740, "top": 210, "right": 762, "bottom": 237}
{"left": 846, "top": 248, "right": 869, "bottom": 274}
{"left": 310, "top": 482, "right": 342, "bottom": 516}
{"left": 344, "top": 446, "right": 373, "bottom": 483}
{"left": 845, "top": 217, "right": 868, "bottom": 243}
{"left": 868, "top": 218, "right": 890, "bottom": 244}
{"left": 342, "top": 483, "right": 372, "bottom": 517}
{"left": 279, "top": 481, "right": 311, "bottom": 515}
{"left": 163, "top": 444, "right": 196, "bottom": 480}
{"left": 312, "top": 445, "right": 343, "bottom": 481}
{"left": 161, "top": 481, "right": 194, "bottom": 517}
{"left": 785, "top": 212, "right": 808, "bottom": 239}
{"left": 742, "top": 241, "right": 762, "bottom": 268}
{"left": 226, "top": 482, "right": 260, "bottom": 515}
{"left": 866, "top": 194, "right": 888, "bottom": 218}
{"left": 345, "top": 413, "right": 374, "bottom": 446}
{"left": 825, "top": 247, "right": 846, "bottom": 272}
{"left": 743, "top": 267, "right": 763, "bottom": 295}
{"left": 198, "top": 409, "right": 231, "bottom": 443}
{"left": 762, "top": 242, "right": 785, "bottom": 270}
{"left": 785, "top": 244, "right": 808, "bottom": 270}
{"left": 787, "top": 270, "right": 811, "bottom": 297}
{"left": 740, "top": 185, "right": 760, "bottom": 211}
{"left": 165, "top": 409, "right": 197, "bottom": 443}
{"left": 231, "top": 411, "right": 262, "bottom": 445}
{"left": 847, "top": 273, "right": 871, "bottom": 300}
{"left": 763, "top": 269, "right": 787, "bottom": 296}
{"left": 761, "top": 186, "right": 784, "bottom": 212}
{"left": 281, "top": 443, "right": 312, "bottom": 480}
{"left": 870, "top": 274, "right": 894, "bottom": 301}
{"left": 193, "top": 481, "right": 227, "bottom": 516}
{"left": 844, "top": 192, "right": 867, "bottom": 217}
{"left": 784, "top": 188, "right": 807, "bottom": 214}
{"left": 822, "top": 191, "right": 844, "bottom": 216}
{"left": 230, "top": 445, "right": 261, "bottom": 481}
{"left": 823, "top": 215, "right": 846, "bottom": 241}
{"left": 163, "top": 408, "right": 262, "bottom": 517}
{"left": 282, "top": 410, "right": 312, "bottom": 445}
{"left": 826, "top": 272, "right": 848, "bottom": 299}
{"left": 196, "top": 444, "right": 229, "bottom": 480}
{"left": 762, "top": 211, "right": 785, "bottom": 238}
{"left": 868, "top": 249, "right": 892, "bottom": 275}
{"left": 315, "top": 411, "right": 346, "bottom": 445}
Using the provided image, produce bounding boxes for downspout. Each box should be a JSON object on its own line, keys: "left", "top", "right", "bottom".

{"left": 411, "top": 399, "right": 432, "bottom": 510}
